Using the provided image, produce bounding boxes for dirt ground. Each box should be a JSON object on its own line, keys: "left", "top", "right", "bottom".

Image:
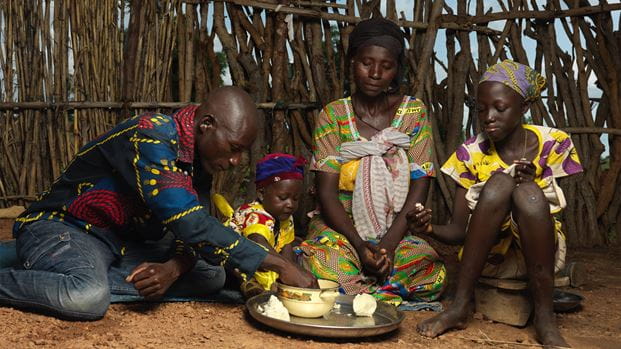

{"left": 0, "top": 218, "right": 620, "bottom": 348}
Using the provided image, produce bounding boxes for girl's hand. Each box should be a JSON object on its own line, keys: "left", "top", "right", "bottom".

{"left": 513, "top": 159, "right": 536, "bottom": 184}
{"left": 406, "top": 204, "right": 433, "bottom": 235}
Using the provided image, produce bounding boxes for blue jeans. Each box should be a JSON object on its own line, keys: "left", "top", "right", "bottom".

{"left": 107, "top": 232, "right": 225, "bottom": 298}
{"left": 0, "top": 220, "right": 225, "bottom": 320}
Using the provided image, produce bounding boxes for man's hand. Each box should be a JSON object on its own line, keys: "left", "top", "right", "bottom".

{"left": 261, "top": 251, "right": 319, "bottom": 289}
{"left": 278, "top": 263, "right": 319, "bottom": 289}
{"left": 125, "top": 257, "right": 190, "bottom": 299}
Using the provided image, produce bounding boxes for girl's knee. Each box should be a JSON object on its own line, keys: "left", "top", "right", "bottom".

{"left": 487, "top": 171, "right": 515, "bottom": 185}
{"left": 479, "top": 172, "right": 516, "bottom": 202}
{"left": 512, "top": 183, "right": 547, "bottom": 213}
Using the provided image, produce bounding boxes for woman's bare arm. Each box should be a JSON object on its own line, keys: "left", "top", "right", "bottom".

{"left": 315, "top": 172, "right": 367, "bottom": 251}
{"left": 379, "top": 177, "right": 430, "bottom": 253}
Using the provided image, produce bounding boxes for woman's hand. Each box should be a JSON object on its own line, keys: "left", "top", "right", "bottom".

{"left": 358, "top": 243, "right": 391, "bottom": 282}
{"left": 513, "top": 159, "right": 536, "bottom": 184}
{"left": 374, "top": 241, "right": 396, "bottom": 279}
{"left": 406, "top": 204, "right": 433, "bottom": 235}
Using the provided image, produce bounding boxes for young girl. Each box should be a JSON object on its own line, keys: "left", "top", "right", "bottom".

{"left": 220, "top": 153, "right": 305, "bottom": 298}
{"left": 410, "top": 60, "right": 582, "bottom": 347}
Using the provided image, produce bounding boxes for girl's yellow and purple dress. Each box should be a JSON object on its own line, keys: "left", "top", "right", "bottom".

{"left": 441, "top": 125, "right": 583, "bottom": 279}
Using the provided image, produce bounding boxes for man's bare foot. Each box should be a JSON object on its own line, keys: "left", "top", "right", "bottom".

{"left": 534, "top": 312, "right": 570, "bottom": 348}
{"left": 416, "top": 302, "right": 472, "bottom": 338}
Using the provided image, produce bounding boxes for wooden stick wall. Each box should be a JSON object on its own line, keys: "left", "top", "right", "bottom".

{"left": 0, "top": 0, "right": 619, "bottom": 247}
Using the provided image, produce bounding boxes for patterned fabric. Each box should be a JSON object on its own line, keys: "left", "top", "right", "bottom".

{"left": 311, "top": 95, "right": 435, "bottom": 181}
{"left": 296, "top": 225, "right": 446, "bottom": 305}
{"left": 441, "top": 125, "right": 582, "bottom": 200}
{"left": 228, "top": 201, "right": 295, "bottom": 290}
{"left": 304, "top": 95, "right": 444, "bottom": 304}
{"left": 255, "top": 153, "right": 305, "bottom": 189}
{"left": 14, "top": 106, "right": 268, "bottom": 278}
{"left": 441, "top": 125, "right": 583, "bottom": 277}
{"left": 464, "top": 162, "right": 568, "bottom": 214}
{"left": 229, "top": 201, "right": 295, "bottom": 252}
{"left": 340, "top": 127, "right": 411, "bottom": 241}
{"left": 480, "top": 59, "right": 546, "bottom": 101}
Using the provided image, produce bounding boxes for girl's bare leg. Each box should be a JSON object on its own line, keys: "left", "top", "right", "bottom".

{"left": 512, "top": 182, "right": 569, "bottom": 347}
{"left": 417, "top": 173, "right": 515, "bottom": 337}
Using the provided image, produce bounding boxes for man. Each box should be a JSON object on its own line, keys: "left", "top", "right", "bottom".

{"left": 0, "top": 86, "right": 316, "bottom": 320}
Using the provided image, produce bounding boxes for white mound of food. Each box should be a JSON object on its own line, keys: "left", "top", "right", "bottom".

{"left": 415, "top": 202, "right": 424, "bottom": 211}
{"left": 258, "top": 295, "right": 290, "bottom": 321}
{"left": 353, "top": 294, "right": 377, "bottom": 317}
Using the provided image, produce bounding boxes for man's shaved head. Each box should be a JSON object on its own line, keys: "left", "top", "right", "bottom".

{"left": 194, "top": 86, "right": 259, "bottom": 173}
{"left": 197, "top": 86, "right": 258, "bottom": 134}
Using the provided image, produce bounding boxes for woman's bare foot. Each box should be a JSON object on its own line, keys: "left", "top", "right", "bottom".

{"left": 416, "top": 302, "right": 472, "bottom": 338}
{"left": 534, "top": 312, "right": 570, "bottom": 348}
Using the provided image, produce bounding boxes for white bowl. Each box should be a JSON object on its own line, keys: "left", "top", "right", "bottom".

{"left": 275, "top": 279, "right": 340, "bottom": 318}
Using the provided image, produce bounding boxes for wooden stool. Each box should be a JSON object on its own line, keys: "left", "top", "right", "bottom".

{"left": 475, "top": 277, "right": 531, "bottom": 326}
{"left": 475, "top": 276, "right": 570, "bottom": 327}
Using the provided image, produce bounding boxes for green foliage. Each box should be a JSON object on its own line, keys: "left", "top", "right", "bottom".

{"left": 600, "top": 156, "right": 610, "bottom": 170}
{"left": 216, "top": 51, "right": 228, "bottom": 76}
{"left": 607, "top": 227, "right": 617, "bottom": 244}
{"left": 322, "top": 26, "right": 342, "bottom": 76}
{"left": 330, "top": 25, "right": 341, "bottom": 73}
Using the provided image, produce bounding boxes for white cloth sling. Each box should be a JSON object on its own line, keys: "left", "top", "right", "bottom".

{"left": 340, "top": 127, "right": 411, "bottom": 241}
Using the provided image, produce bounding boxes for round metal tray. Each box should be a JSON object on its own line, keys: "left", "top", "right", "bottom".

{"left": 246, "top": 293, "right": 404, "bottom": 338}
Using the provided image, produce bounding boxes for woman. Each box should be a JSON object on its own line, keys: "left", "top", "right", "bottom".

{"left": 410, "top": 60, "right": 581, "bottom": 347}
{"left": 296, "top": 17, "right": 446, "bottom": 305}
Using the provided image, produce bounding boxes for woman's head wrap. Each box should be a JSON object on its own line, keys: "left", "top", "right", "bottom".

{"left": 347, "top": 17, "right": 405, "bottom": 91}
{"left": 480, "top": 60, "right": 546, "bottom": 101}
{"left": 255, "top": 153, "right": 306, "bottom": 189}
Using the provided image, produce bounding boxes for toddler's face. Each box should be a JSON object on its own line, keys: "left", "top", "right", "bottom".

{"left": 258, "top": 179, "right": 303, "bottom": 221}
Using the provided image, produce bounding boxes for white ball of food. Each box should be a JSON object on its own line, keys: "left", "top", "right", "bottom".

{"left": 353, "top": 293, "right": 377, "bottom": 317}
{"left": 259, "top": 295, "right": 290, "bottom": 321}
{"left": 415, "top": 202, "right": 424, "bottom": 210}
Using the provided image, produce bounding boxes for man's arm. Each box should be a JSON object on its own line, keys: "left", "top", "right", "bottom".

{"left": 114, "top": 125, "right": 315, "bottom": 287}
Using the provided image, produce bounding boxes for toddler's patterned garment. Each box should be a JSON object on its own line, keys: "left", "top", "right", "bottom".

{"left": 229, "top": 201, "right": 295, "bottom": 290}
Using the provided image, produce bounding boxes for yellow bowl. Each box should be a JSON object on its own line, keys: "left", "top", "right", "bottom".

{"left": 275, "top": 279, "right": 340, "bottom": 318}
